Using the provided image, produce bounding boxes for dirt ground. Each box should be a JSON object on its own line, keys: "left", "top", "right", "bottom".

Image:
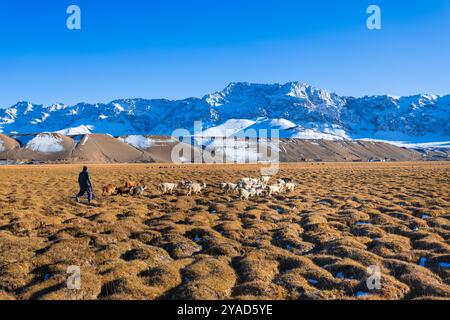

{"left": 0, "top": 162, "right": 449, "bottom": 300}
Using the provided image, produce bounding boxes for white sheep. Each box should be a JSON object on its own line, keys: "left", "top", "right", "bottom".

{"left": 238, "top": 188, "right": 252, "bottom": 200}
{"left": 259, "top": 176, "right": 271, "bottom": 184}
{"left": 285, "top": 182, "right": 298, "bottom": 193}
{"left": 157, "top": 182, "right": 178, "bottom": 194}
{"left": 254, "top": 186, "right": 265, "bottom": 197}
{"left": 267, "top": 184, "right": 283, "bottom": 196}
{"left": 221, "top": 183, "right": 238, "bottom": 194}
{"left": 238, "top": 178, "right": 260, "bottom": 189}
{"left": 185, "top": 182, "right": 206, "bottom": 196}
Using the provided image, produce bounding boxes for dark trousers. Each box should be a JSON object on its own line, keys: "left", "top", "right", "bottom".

{"left": 77, "top": 186, "right": 93, "bottom": 202}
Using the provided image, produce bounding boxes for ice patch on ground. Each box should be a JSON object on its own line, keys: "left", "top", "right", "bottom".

{"left": 0, "top": 140, "right": 4, "bottom": 153}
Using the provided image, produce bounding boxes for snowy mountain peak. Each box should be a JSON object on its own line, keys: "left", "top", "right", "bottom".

{"left": 282, "top": 81, "right": 331, "bottom": 100}
{"left": 0, "top": 82, "right": 448, "bottom": 144}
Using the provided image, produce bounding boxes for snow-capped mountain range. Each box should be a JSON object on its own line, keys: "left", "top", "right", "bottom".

{"left": 1, "top": 82, "right": 449, "bottom": 145}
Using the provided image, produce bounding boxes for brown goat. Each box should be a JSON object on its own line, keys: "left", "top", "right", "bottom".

{"left": 102, "top": 184, "right": 117, "bottom": 196}
{"left": 124, "top": 181, "right": 139, "bottom": 188}
{"left": 116, "top": 186, "right": 131, "bottom": 195}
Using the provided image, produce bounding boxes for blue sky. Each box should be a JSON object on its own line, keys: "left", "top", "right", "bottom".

{"left": 0, "top": 0, "right": 449, "bottom": 107}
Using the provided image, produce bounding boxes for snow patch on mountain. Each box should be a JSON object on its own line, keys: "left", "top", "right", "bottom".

{"left": 56, "top": 125, "right": 93, "bottom": 135}
{"left": 120, "top": 135, "right": 154, "bottom": 149}
{"left": 286, "top": 127, "right": 347, "bottom": 140}
{"left": 113, "top": 103, "right": 125, "bottom": 113}
{"left": 25, "top": 134, "right": 65, "bottom": 153}
{"left": 201, "top": 138, "right": 262, "bottom": 163}
{"left": 199, "top": 119, "right": 256, "bottom": 137}
{"left": 24, "top": 103, "right": 34, "bottom": 115}
{"left": 80, "top": 135, "right": 89, "bottom": 146}
{"left": 234, "top": 118, "right": 296, "bottom": 138}
{"left": 361, "top": 139, "right": 450, "bottom": 149}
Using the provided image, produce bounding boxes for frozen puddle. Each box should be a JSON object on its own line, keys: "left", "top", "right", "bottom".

{"left": 273, "top": 207, "right": 287, "bottom": 214}
{"left": 419, "top": 257, "right": 427, "bottom": 267}
{"left": 356, "top": 291, "right": 372, "bottom": 298}
{"left": 336, "top": 272, "right": 354, "bottom": 280}
{"left": 439, "top": 262, "right": 450, "bottom": 268}
{"left": 355, "top": 221, "right": 371, "bottom": 226}
{"left": 308, "top": 279, "right": 319, "bottom": 285}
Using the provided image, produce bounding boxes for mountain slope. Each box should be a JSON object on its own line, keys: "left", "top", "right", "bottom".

{"left": 0, "top": 133, "right": 423, "bottom": 163}
{"left": 1, "top": 82, "right": 448, "bottom": 144}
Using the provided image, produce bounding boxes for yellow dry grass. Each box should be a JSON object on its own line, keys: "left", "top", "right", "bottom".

{"left": 0, "top": 162, "right": 449, "bottom": 300}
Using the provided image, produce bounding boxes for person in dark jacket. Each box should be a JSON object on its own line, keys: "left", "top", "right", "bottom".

{"left": 76, "top": 166, "right": 94, "bottom": 203}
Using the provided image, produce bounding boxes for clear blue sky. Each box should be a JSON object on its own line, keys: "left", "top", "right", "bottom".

{"left": 0, "top": 0, "right": 449, "bottom": 107}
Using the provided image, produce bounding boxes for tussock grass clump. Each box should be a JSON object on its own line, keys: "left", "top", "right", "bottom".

{"left": 0, "top": 162, "right": 449, "bottom": 300}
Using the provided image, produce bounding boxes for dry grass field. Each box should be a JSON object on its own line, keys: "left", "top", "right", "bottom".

{"left": 0, "top": 162, "right": 449, "bottom": 300}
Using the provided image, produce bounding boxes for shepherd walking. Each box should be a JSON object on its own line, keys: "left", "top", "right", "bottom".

{"left": 76, "top": 166, "right": 94, "bottom": 203}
